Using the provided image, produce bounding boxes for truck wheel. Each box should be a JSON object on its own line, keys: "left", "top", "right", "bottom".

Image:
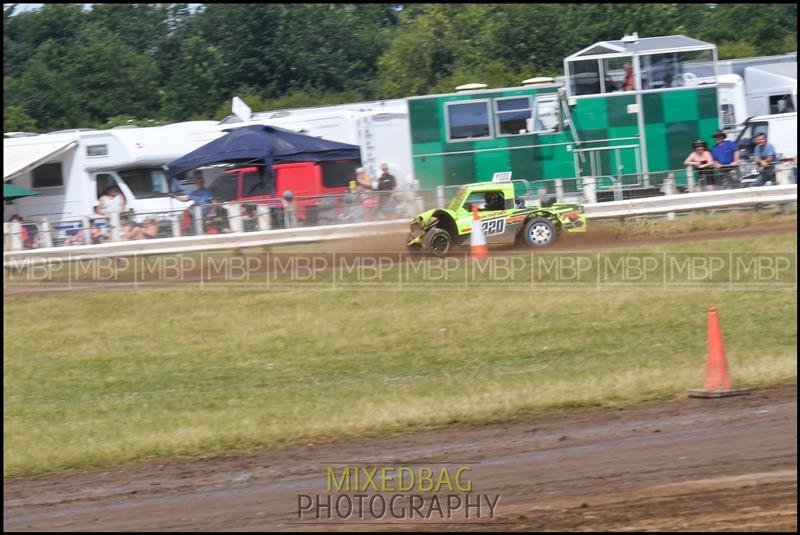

{"left": 424, "top": 227, "right": 452, "bottom": 256}
{"left": 523, "top": 217, "right": 556, "bottom": 247}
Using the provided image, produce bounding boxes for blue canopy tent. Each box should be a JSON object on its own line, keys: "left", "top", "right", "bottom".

{"left": 166, "top": 124, "right": 362, "bottom": 187}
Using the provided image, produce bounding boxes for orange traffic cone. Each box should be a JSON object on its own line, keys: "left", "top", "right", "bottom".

{"left": 689, "top": 307, "right": 750, "bottom": 398}
{"left": 470, "top": 203, "right": 489, "bottom": 261}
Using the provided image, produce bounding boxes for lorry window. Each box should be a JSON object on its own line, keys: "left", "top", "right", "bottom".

{"left": 207, "top": 172, "right": 239, "bottom": 201}
{"left": 32, "top": 163, "right": 63, "bottom": 188}
{"left": 96, "top": 173, "right": 117, "bottom": 198}
{"left": 446, "top": 101, "right": 492, "bottom": 141}
{"left": 242, "top": 171, "right": 269, "bottom": 197}
{"left": 640, "top": 49, "right": 714, "bottom": 90}
{"left": 495, "top": 97, "right": 532, "bottom": 136}
{"left": 601, "top": 56, "right": 632, "bottom": 92}
{"left": 532, "top": 96, "right": 560, "bottom": 133}
{"left": 118, "top": 168, "right": 170, "bottom": 199}
{"left": 720, "top": 104, "right": 736, "bottom": 129}
{"left": 569, "top": 60, "right": 601, "bottom": 96}
{"left": 321, "top": 161, "right": 360, "bottom": 189}
{"left": 769, "top": 94, "right": 794, "bottom": 114}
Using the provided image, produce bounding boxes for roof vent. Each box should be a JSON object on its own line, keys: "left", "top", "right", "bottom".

{"left": 455, "top": 83, "right": 488, "bottom": 92}
{"left": 621, "top": 32, "right": 639, "bottom": 43}
{"left": 522, "top": 77, "right": 555, "bottom": 86}
{"left": 270, "top": 111, "right": 291, "bottom": 119}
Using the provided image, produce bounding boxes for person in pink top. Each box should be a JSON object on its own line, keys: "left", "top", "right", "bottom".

{"left": 684, "top": 139, "right": 717, "bottom": 189}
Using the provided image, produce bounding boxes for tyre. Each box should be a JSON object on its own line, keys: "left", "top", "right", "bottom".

{"left": 523, "top": 217, "right": 556, "bottom": 247}
{"left": 424, "top": 227, "right": 452, "bottom": 256}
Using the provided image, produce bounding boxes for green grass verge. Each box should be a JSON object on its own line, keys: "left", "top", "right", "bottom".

{"left": 603, "top": 208, "right": 796, "bottom": 237}
{"left": 4, "top": 232, "right": 797, "bottom": 477}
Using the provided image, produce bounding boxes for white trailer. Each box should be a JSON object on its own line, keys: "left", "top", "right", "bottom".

{"left": 744, "top": 63, "right": 797, "bottom": 117}
{"left": 221, "top": 98, "right": 415, "bottom": 188}
{"left": 3, "top": 121, "right": 225, "bottom": 223}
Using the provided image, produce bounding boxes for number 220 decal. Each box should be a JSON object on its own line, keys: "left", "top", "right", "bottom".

{"left": 480, "top": 217, "right": 506, "bottom": 236}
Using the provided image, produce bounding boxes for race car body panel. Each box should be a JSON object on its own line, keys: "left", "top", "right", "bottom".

{"left": 407, "top": 181, "right": 586, "bottom": 253}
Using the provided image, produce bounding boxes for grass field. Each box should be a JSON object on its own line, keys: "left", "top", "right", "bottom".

{"left": 3, "top": 230, "right": 797, "bottom": 477}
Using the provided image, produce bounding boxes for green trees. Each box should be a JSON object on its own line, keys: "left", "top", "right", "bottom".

{"left": 3, "top": 3, "right": 796, "bottom": 133}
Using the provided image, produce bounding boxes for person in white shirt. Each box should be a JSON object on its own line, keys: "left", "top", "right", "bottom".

{"left": 95, "top": 185, "right": 127, "bottom": 217}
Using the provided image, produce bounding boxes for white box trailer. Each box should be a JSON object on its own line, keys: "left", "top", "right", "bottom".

{"left": 222, "top": 98, "right": 415, "bottom": 188}
{"left": 744, "top": 63, "right": 797, "bottom": 117}
{"left": 3, "top": 121, "right": 225, "bottom": 223}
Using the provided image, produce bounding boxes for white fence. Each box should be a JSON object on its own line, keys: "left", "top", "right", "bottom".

{"left": 4, "top": 185, "right": 796, "bottom": 267}
{"left": 584, "top": 184, "right": 797, "bottom": 219}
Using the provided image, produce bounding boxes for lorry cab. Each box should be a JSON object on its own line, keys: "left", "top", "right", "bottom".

{"left": 206, "top": 159, "right": 360, "bottom": 224}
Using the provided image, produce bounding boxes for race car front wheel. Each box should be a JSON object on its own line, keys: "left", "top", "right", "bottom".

{"left": 424, "top": 227, "right": 452, "bottom": 256}
{"left": 523, "top": 217, "right": 556, "bottom": 247}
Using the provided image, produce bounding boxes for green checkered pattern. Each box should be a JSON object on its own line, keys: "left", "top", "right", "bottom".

{"left": 409, "top": 86, "right": 720, "bottom": 189}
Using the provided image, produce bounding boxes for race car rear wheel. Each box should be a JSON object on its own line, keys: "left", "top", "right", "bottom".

{"left": 424, "top": 227, "right": 452, "bottom": 256}
{"left": 523, "top": 217, "right": 556, "bottom": 247}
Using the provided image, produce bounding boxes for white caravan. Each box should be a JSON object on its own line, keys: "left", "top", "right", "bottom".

{"left": 220, "top": 98, "right": 415, "bottom": 187}
{"left": 3, "top": 121, "right": 225, "bottom": 222}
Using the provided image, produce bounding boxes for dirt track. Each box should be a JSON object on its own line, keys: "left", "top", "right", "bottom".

{"left": 4, "top": 386, "right": 796, "bottom": 531}
{"left": 3, "top": 222, "right": 797, "bottom": 297}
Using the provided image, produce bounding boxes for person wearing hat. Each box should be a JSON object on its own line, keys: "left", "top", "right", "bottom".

{"left": 684, "top": 139, "right": 716, "bottom": 189}
{"left": 710, "top": 130, "right": 740, "bottom": 168}
{"left": 710, "top": 130, "right": 740, "bottom": 188}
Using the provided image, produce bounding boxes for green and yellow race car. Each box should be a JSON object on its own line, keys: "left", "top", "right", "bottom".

{"left": 406, "top": 180, "right": 586, "bottom": 256}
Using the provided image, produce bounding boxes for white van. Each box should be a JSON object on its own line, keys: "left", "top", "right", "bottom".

{"left": 734, "top": 112, "right": 797, "bottom": 161}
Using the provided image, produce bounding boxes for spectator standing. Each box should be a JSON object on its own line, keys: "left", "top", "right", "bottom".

{"left": 355, "top": 167, "right": 373, "bottom": 190}
{"left": 710, "top": 130, "right": 740, "bottom": 188}
{"left": 752, "top": 133, "right": 778, "bottom": 186}
{"left": 95, "top": 185, "right": 127, "bottom": 218}
{"left": 355, "top": 167, "right": 378, "bottom": 219}
{"left": 7, "top": 214, "right": 41, "bottom": 249}
{"left": 173, "top": 174, "right": 214, "bottom": 216}
{"left": 376, "top": 162, "right": 397, "bottom": 217}
{"left": 684, "top": 140, "right": 716, "bottom": 189}
{"left": 622, "top": 63, "right": 635, "bottom": 91}
{"left": 710, "top": 130, "right": 740, "bottom": 166}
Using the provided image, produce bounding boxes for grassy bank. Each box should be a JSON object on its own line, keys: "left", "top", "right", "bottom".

{"left": 602, "top": 208, "right": 796, "bottom": 237}
{"left": 4, "top": 232, "right": 797, "bottom": 477}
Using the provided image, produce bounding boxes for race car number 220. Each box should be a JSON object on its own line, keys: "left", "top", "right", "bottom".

{"left": 481, "top": 217, "right": 506, "bottom": 236}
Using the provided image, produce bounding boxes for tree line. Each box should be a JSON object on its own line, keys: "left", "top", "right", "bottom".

{"left": 4, "top": 3, "right": 797, "bottom": 133}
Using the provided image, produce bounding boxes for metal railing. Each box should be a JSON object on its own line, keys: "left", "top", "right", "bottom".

{"left": 4, "top": 168, "right": 797, "bottom": 253}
